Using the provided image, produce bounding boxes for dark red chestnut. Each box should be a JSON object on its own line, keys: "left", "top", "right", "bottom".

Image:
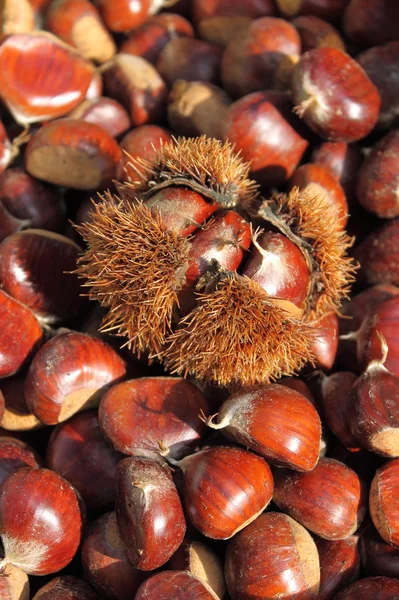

{"left": 203, "top": 383, "right": 321, "bottom": 471}
{"left": 68, "top": 97, "right": 131, "bottom": 138}
{"left": 46, "top": 410, "right": 123, "bottom": 511}
{"left": 32, "top": 575, "right": 102, "bottom": 599}
{"left": 0, "top": 376, "right": 42, "bottom": 431}
{"left": 0, "top": 467, "right": 84, "bottom": 575}
{"left": 355, "top": 221, "right": 399, "bottom": 287}
{"left": 273, "top": 457, "right": 367, "bottom": 540}
{"left": 225, "top": 512, "right": 320, "bottom": 599}
{"left": 292, "top": 15, "right": 345, "bottom": 52}
{"left": 115, "top": 457, "right": 186, "bottom": 570}
{"left": 95, "top": 0, "right": 156, "bottom": 33}
{"left": 81, "top": 511, "right": 143, "bottom": 600}
{"left": 369, "top": 457, "right": 399, "bottom": 547}
{"left": 360, "top": 525, "right": 399, "bottom": 578}
{"left": 315, "top": 536, "right": 360, "bottom": 600}
{"left": 334, "top": 576, "right": 399, "bottom": 599}
{"left": 134, "top": 571, "right": 219, "bottom": 600}
{"left": 318, "top": 371, "right": 359, "bottom": 449}
{"left": 0, "top": 435, "right": 42, "bottom": 486}
{"left": 25, "top": 331, "right": 126, "bottom": 425}
{"left": 156, "top": 38, "right": 223, "bottom": 86}
{"left": 99, "top": 377, "right": 208, "bottom": 461}
{"left": 343, "top": 0, "right": 399, "bottom": 48}
{"left": 291, "top": 47, "right": 381, "bottom": 142}
{"left": 116, "top": 124, "right": 171, "bottom": 182}
{"left": 311, "top": 141, "right": 363, "bottom": 200}
{"left": 311, "top": 311, "right": 339, "bottom": 370}
{"left": 169, "top": 445, "right": 273, "bottom": 540}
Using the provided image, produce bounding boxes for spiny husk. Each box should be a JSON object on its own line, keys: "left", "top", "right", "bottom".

{"left": 258, "top": 187, "right": 357, "bottom": 321}
{"left": 75, "top": 193, "right": 190, "bottom": 356}
{"left": 160, "top": 271, "right": 316, "bottom": 388}
{"left": 119, "top": 135, "right": 259, "bottom": 210}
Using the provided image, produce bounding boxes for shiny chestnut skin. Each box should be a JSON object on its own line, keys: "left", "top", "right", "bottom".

{"left": 157, "top": 38, "right": 223, "bottom": 86}
{"left": 357, "top": 42, "right": 399, "bottom": 130}
{"left": 81, "top": 511, "right": 143, "bottom": 600}
{"left": 0, "top": 230, "right": 85, "bottom": 324}
{"left": 0, "top": 290, "right": 42, "bottom": 379}
{"left": 290, "top": 163, "right": 348, "bottom": 229}
{"left": 360, "top": 525, "right": 399, "bottom": 578}
{"left": 204, "top": 383, "right": 321, "bottom": 471}
{"left": 25, "top": 118, "right": 122, "bottom": 190}
{"left": 120, "top": 13, "right": 194, "bottom": 64}
{"left": 291, "top": 47, "right": 381, "bottom": 142}
{"left": 177, "top": 446, "right": 273, "bottom": 540}
{"left": 273, "top": 458, "right": 367, "bottom": 540}
{"left": 0, "top": 168, "right": 65, "bottom": 234}
{"left": 292, "top": 15, "right": 345, "bottom": 52}
{"left": 46, "top": 410, "right": 123, "bottom": 511}
{"left": 95, "top": 0, "right": 154, "bottom": 33}
{"left": 0, "top": 375, "right": 42, "bottom": 432}
{"left": 102, "top": 53, "right": 167, "bottom": 127}
{"left": 68, "top": 97, "right": 131, "bottom": 138}
{"left": 221, "top": 17, "right": 301, "bottom": 98}
{"left": 356, "top": 129, "right": 399, "bottom": 219}
{"left": 223, "top": 91, "right": 308, "bottom": 185}
{"left": 0, "top": 467, "right": 84, "bottom": 575}
{"left": 0, "top": 435, "right": 42, "bottom": 486}
{"left": 25, "top": 331, "right": 126, "bottom": 425}
{"left": 343, "top": 0, "right": 399, "bottom": 48}
{"left": 311, "top": 141, "right": 362, "bottom": 199}
{"left": 115, "top": 457, "right": 186, "bottom": 570}
{"left": 225, "top": 512, "right": 320, "bottom": 600}
{"left": 32, "top": 576, "right": 102, "bottom": 599}
{"left": 134, "top": 570, "right": 219, "bottom": 600}
{"left": 0, "top": 32, "right": 94, "bottom": 125}
{"left": 369, "top": 458, "right": 399, "bottom": 547}
{"left": 315, "top": 536, "right": 360, "bottom": 600}
{"left": 116, "top": 124, "right": 171, "bottom": 182}
{"left": 355, "top": 221, "right": 399, "bottom": 287}
{"left": 318, "top": 371, "right": 359, "bottom": 449}
{"left": 310, "top": 312, "right": 339, "bottom": 370}
{"left": 334, "top": 576, "right": 399, "bottom": 599}
{"left": 99, "top": 377, "right": 208, "bottom": 461}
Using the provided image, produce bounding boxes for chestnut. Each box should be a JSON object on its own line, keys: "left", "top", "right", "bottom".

{"left": 0, "top": 376, "right": 42, "bottom": 432}
{"left": 99, "top": 377, "right": 208, "bottom": 461}
{"left": 202, "top": 383, "right": 321, "bottom": 471}
{"left": 81, "top": 511, "right": 143, "bottom": 600}
{"left": 25, "top": 331, "right": 126, "bottom": 425}
{"left": 292, "top": 15, "right": 345, "bottom": 52}
{"left": 46, "top": 409, "right": 123, "bottom": 511}
{"left": 0, "top": 435, "right": 42, "bottom": 486}
{"left": 369, "top": 457, "right": 399, "bottom": 547}
{"left": 198, "top": 16, "right": 252, "bottom": 47}
{"left": 192, "top": 0, "right": 277, "bottom": 24}
{"left": 291, "top": 47, "right": 380, "bottom": 142}
{"left": 310, "top": 312, "right": 339, "bottom": 370}
{"left": 0, "top": 32, "right": 95, "bottom": 125}
{"left": 315, "top": 536, "right": 360, "bottom": 600}
{"left": 360, "top": 525, "right": 399, "bottom": 578}
{"left": 311, "top": 141, "right": 363, "bottom": 199}
{"left": 273, "top": 457, "right": 367, "bottom": 540}
{"left": 276, "top": 0, "right": 349, "bottom": 21}
{"left": 68, "top": 97, "right": 131, "bottom": 138}
{"left": 116, "top": 124, "right": 171, "bottom": 182}
{"left": 318, "top": 371, "right": 359, "bottom": 449}
{"left": 0, "top": 467, "right": 84, "bottom": 575}
{"left": 343, "top": 0, "right": 399, "bottom": 48}
{"left": 0, "top": 290, "right": 42, "bottom": 379}
{"left": 333, "top": 576, "right": 399, "bottom": 599}
{"left": 225, "top": 512, "right": 320, "bottom": 599}
{"left": 0, "top": 230, "right": 85, "bottom": 324}
{"left": 168, "top": 445, "right": 273, "bottom": 540}
{"left": 32, "top": 575, "right": 102, "bottom": 599}
{"left": 25, "top": 118, "right": 122, "bottom": 190}
{"left": 134, "top": 570, "right": 219, "bottom": 600}
{"left": 115, "top": 457, "right": 186, "bottom": 570}
{"left": 156, "top": 38, "right": 223, "bottom": 87}
{"left": 94, "top": 0, "right": 157, "bottom": 33}
{"left": 355, "top": 221, "right": 399, "bottom": 287}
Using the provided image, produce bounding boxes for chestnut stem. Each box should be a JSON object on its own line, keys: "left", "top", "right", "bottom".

{"left": 367, "top": 331, "right": 389, "bottom": 371}
{"left": 199, "top": 409, "right": 229, "bottom": 430}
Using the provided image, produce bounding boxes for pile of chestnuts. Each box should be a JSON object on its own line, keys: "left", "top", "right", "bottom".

{"left": 0, "top": 0, "right": 398, "bottom": 598}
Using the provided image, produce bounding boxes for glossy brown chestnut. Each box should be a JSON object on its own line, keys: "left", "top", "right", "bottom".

{"left": 134, "top": 571, "right": 219, "bottom": 600}
{"left": 116, "top": 124, "right": 171, "bottom": 182}
{"left": 343, "top": 0, "right": 399, "bottom": 48}
{"left": 167, "top": 540, "right": 226, "bottom": 600}
{"left": 369, "top": 458, "right": 399, "bottom": 547}
{"left": 25, "top": 118, "right": 122, "bottom": 190}
{"left": 115, "top": 457, "right": 186, "bottom": 570}
{"left": 0, "top": 435, "right": 42, "bottom": 486}
{"left": 81, "top": 512, "right": 143, "bottom": 600}
{"left": 32, "top": 576, "right": 102, "bottom": 599}
{"left": 355, "top": 221, "right": 399, "bottom": 287}
{"left": 172, "top": 446, "right": 273, "bottom": 540}
{"left": 0, "top": 32, "right": 95, "bottom": 125}
{"left": 310, "top": 311, "right": 339, "bottom": 370}
{"left": 25, "top": 331, "right": 126, "bottom": 425}
{"left": 276, "top": 0, "right": 349, "bottom": 21}
{"left": 223, "top": 91, "right": 308, "bottom": 185}
{"left": 334, "top": 576, "right": 399, "bottom": 599}
{"left": 0, "top": 230, "right": 85, "bottom": 324}
{"left": 120, "top": 13, "right": 194, "bottom": 64}
{"left": 315, "top": 536, "right": 360, "bottom": 600}
{"left": 225, "top": 512, "right": 320, "bottom": 600}
{"left": 0, "top": 563, "right": 29, "bottom": 600}
{"left": 360, "top": 525, "right": 399, "bottom": 578}
{"left": 203, "top": 383, "right": 321, "bottom": 471}
{"left": 102, "top": 54, "right": 167, "bottom": 127}
{"left": 292, "top": 15, "right": 345, "bottom": 52}
{"left": 311, "top": 141, "right": 362, "bottom": 199}
{"left": 99, "top": 377, "right": 208, "bottom": 461}
{"left": 46, "top": 409, "right": 122, "bottom": 510}
{"left": 157, "top": 38, "right": 223, "bottom": 87}
{"left": 0, "top": 168, "right": 65, "bottom": 233}
{"left": 46, "top": 0, "right": 116, "bottom": 63}
{"left": 221, "top": 17, "right": 301, "bottom": 98}
{"left": 68, "top": 97, "right": 131, "bottom": 138}
{"left": 0, "top": 290, "right": 42, "bottom": 379}
{"left": 318, "top": 371, "right": 359, "bottom": 449}
{"left": 273, "top": 457, "right": 367, "bottom": 540}
{"left": 357, "top": 42, "right": 399, "bottom": 130}
{"left": 291, "top": 47, "right": 381, "bottom": 142}
{"left": 0, "top": 467, "right": 83, "bottom": 575}
{"left": 0, "top": 376, "right": 42, "bottom": 431}
{"left": 95, "top": 0, "right": 156, "bottom": 33}
{"left": 290, "top": 163, "right": 348, "bottom": 229}
{"left": 356, "top": 129, "right": 399, "bottom": 219}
